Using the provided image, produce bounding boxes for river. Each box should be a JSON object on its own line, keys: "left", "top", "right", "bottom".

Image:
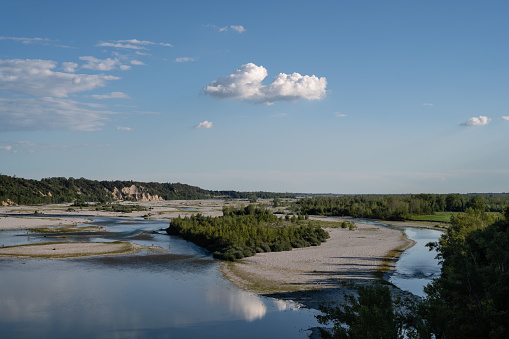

{"left": 0, "top": 216, "right": 442, "bottom": 338}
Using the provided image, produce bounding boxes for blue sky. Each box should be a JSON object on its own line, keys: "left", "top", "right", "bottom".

{"left": 1, "top": 0, "right": 508, "bottom": 194}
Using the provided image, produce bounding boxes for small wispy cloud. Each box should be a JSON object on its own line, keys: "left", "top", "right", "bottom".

{"left": 89, "top": 92, "right": 130, "bottom": 100}
{"left": 207, "top": 24, "right": 246, "bottom": 33}
{"left": 335, "top": 112, "right": 347, "bottom": 117}
{"left": 0, "top": 36, "right": 72, "bottom": 48}
{"left": 80, "top": 56, "right": 132, "bottom": 71}
{"left": 194, "top": 120, "right": 214, "bottom": 129}
{"left": 96, "top": 39, "right": 173, "bottom": 50}
{"left": 230, "top": 25, "right": 246, "bottom": 33}
{"left": 422, "top": 103, "right": 434, "bottom": 107}
{"left": 502, "top": 116, "right": 509, "bottom": 121}
{"left": 175, "top": 57, "right": 196, "bottom": 63}
{"left": 461, "top": 116, "right": 491, "bottom": 126}
{"left": 0, "top": 145, "right": 12, "bottom": 151}
{"left": 116, "top": 126, "right": 132, "bottom": 131}
{"left": 272, "top": 113, "right": 288, "bottom": 117}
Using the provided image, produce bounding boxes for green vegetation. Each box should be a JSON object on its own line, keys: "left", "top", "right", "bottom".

{"left": 317, "top": 205, "right": 509, "bottom": 338}
{"left": 93, "top": 203, "right": 148, "bottom": 213}
{"left": 296, "top": 193, "right": 509, "bottom": 221}
{"left": 0, "top": 174, "right": 296, "bottom": 205}
{"left": 317, "top": 284, "right": 406, "bottom": 339}
{"left": 166, "top": 206, "right": 329, "bottom": 261}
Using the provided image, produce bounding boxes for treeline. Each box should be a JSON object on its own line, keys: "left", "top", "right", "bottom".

{"left": 0, "top": 175, "right": 296, "bottom": 205}
{"left": 166, "top": 205, "right": 329, "bottom": 261}
{"left": 317, "top": 205, "right": 509, "bottom": 338}
{"left": 295, "top": 193, "right": 509, "bottom": 221}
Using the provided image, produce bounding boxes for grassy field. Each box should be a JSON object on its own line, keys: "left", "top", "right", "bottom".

{"left": 409, "top": 211, "right": 502, "bottom": 223}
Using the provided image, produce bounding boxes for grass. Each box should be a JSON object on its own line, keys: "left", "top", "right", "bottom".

{"left": 408, "top": 212, "right": 457, "bottom": 223}
{"left": 408, "top": 211, "right": 502, "bottom": 223}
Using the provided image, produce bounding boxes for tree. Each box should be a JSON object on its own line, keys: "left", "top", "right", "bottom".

{"left": 421, "top": 206, "right": 509, "bottom": 338}
{"left": 317, "top": 284, "right": 405, "bottom": 339}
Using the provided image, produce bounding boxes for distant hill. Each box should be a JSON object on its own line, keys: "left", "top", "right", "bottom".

{"left": 0, "top": 175, "right": 295, "bottom": 206}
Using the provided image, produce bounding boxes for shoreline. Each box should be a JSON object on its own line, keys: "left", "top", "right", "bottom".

{"left": 220, "top": 221, "right": 416, "bottom": 310}
{"left": 2, "top": 202, "right": 428, "bottom": 306}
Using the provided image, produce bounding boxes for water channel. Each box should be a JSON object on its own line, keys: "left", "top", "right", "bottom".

{"left": 0, "top": 216, "right": 442, "bottom": 338}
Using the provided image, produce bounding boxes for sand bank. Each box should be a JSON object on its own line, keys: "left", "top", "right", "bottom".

{"left": 0, "top": 216, "right": 89, "bottom": 230}
{"left": 221, "top": 222, "right": 414, "bottom": 309}
{"left": 0, "top": 241, "right": 144, "bottom": 259}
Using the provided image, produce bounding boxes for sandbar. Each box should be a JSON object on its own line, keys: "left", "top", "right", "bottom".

{"left": 0, "top": 241, "right": 143, "bottom": 259}
{"left": 221, "top": 221, "right": 415, "bottom": 309}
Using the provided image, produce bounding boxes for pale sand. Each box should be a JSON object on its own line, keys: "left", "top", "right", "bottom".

{"left": 0, "top": 242, "right": 143, "bottom": 259}
{"left": 0, "top": 216, "right": 89, "bottom": 230}
{"left": 221, "top": 222, "right": 415, "bottom": 308}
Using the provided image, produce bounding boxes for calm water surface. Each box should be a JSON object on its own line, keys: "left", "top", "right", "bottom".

{"left": 0, "top": 217, "right": 319, "bottom": 338}
{"left": 0, "top": 216, "right": 442, "bottom": 338}
{"left": 388, "top": 227, "right": 442, "bottom": 297}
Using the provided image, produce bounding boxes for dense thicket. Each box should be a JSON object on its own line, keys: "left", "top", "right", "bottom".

{"left": 166, "top": 205, "right": 329, "bottom": 261}
{"left": 296, "top": 194, "right": 509, "bottom": 221}
{"left": 0, "top": 175, "right": 295, "bottom": 205}
{"left": 419, "top": 206, "right": 509, "bottom": 338}
{"left": 317, "top": 205, "right": 509, "bottom": 338}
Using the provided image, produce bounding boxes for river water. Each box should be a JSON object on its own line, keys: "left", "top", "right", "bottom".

{"left": 0, "top": 216, "right": 442, "bottom": 338}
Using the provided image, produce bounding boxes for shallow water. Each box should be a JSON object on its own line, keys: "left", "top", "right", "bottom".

{"left": 388, "top": 227, "right": 442, "bottom": 297}
{"left": 0, "top": 217, "right": 319, "bottom": 338}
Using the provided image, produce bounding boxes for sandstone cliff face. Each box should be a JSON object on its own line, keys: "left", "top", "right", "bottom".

{"left": 1, "top": 199, "right": 15, "bottom": 206}
{"left": 111, "top": 185, "right": 163, "bottom": 201}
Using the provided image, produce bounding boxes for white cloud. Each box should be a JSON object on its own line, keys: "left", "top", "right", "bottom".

{"left": 462, "top": 116, "right": 491, "bottom": 126}
{"left": 130, "top": 59, "right": 145, "bottom": 65}
{"left": 96, "top": 39, "right": 173, "bottom": 49}
{"left": 116, "top": 126, "right": 132, "bottom": 131}
{"left": 0, "top": 58, "right": 118, "bottom": 97}
{"left": 422, "top": 103, "right": 434, "bottom": 106}
{"left": 0, "top": 36, "right": 52, "bottom": 44}
{"left": 194, "top": 120, "right": 214, "bottom": 129}
{"left": 204, "top": 63, "right": 327, "bottom": 104}
{"left": 209, "top": 25, "right": 246, "bottom": 33}
{"left": 502, "top": 116, "right": 509, "bottom": 121}
{"left": 335, "top": 112, "right": 347, "bottom": 117}
{"left": 0, "top": 97, "right": 114, "bottom": 132}
{"left": 175, "top": 57, "right": 196, "bottom": 63}
{"left": 62, "top": 62, "right": 78, "bottom": 72}
{"left": 0, "top": 145, "right": 12, "bottom": 151}
{"left": 79, "top": 56, "right": 131, "bottom": 71}
{"left": 272, "top": 113, "right": 288, "bottom": 117}
{"left": 230, "top": 25, "right": 246, "bottom": 33}
{"left": 89, "top": 92, "right": 130, "bottom": 100}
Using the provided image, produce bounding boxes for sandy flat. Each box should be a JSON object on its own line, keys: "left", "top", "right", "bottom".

{"left": 0, "top": 216, "right": 87, "bottom": 230}
{"left": 221, "top": 222, "right": 414, "bottom": 308}
{"left": 0, "top": 242, "right": 142, "bottom": 259}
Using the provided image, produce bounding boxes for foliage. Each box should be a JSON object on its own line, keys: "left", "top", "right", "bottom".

{"left": 317, "top": 284, "right": 408, "bottom": 339}
{"left": 94, "top": 203, "right": 148, "bottom": 213}
{"left": 295, "top": 194, "right": 509, "bottom": 221}
{"left": 166, "top": 206, "right": 329, "bottom": 260}
{"left": 0, "top": 174, "right": 296, "bottom": 205}
{"left": 317, "top": 205, "right": 509, "bottom": 338}
{"left": 419, "top": 206, "right": 509, "bottom": 338}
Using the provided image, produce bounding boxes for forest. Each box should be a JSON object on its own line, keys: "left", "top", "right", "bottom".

{"left": 166, "top": 205, "right": 329, "bottom": 261}
{"left": 0, "top": 174, "right": 295, "bottom": 205}
{"left": 317, "top": 204, "right": 509, "bottom": 338}
{"left": 295, "top": 193, "right": 509, "bottom": 221}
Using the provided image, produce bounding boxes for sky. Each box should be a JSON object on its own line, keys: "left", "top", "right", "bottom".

{"left": 1, "top": 0, "right": 508, "bottom": 194}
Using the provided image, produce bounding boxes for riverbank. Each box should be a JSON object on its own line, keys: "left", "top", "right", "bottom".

{"left": 0, "top": 241, "right": 145, "bottom": 259}
{"left": 221, "top": 221, "right": 415, "bottom": 309}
